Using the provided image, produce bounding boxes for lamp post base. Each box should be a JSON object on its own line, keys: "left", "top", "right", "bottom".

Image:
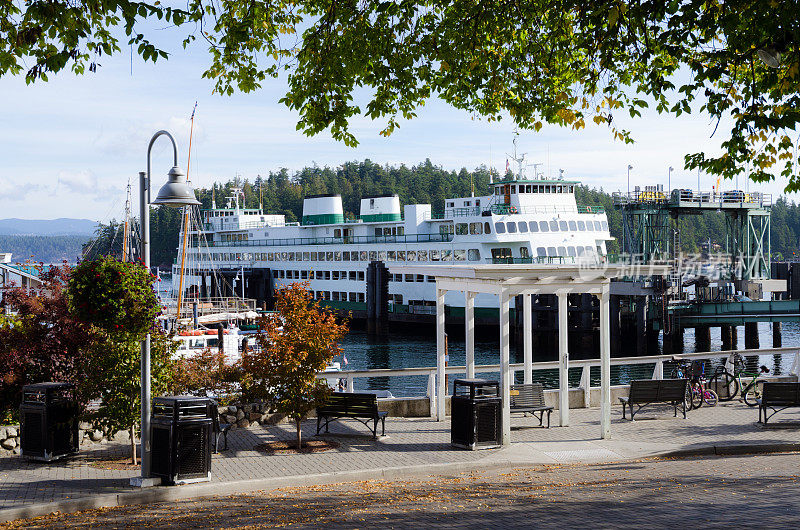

{"left": 129, "top": 476, "right": 162, "bottom": 488}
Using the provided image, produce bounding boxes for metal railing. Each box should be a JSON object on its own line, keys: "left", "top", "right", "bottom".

{"left": 191, "top": 233, "right": 454, "bottom": 249}
{"left": 426, "top": 204, "right": 605, "bottom": 220}
{"left": 613, "top": 189, "right": 772, "bottom": 208}
{"left": 320, "top": 347, "right": 800, "bottom": 415}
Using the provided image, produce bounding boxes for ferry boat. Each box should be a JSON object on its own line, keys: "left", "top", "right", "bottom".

{"left": 173, "top": 167, "right": 613, "bottom": 325}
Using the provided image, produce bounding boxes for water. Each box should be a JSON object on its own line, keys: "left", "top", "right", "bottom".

{"left": 337, "top": 322, "right": 800, "bottom": 397}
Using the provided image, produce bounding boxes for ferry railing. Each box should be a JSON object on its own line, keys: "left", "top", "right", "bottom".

{"left": 427, "top": 204, "right": 605, "bottom": 220}
{"left": 190, "top": 233, "right": 454, "bottom": 249}
{"left": 320, "top": 347, "right": 800, "bottom": 417}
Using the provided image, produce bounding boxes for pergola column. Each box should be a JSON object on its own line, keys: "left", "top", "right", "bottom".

{"left": 499, "top": 290, "right": 511, "bottom": 445}
{"left": 465, "top": 291, "right": 475, "bottom": 378}
{"left": 523, "top": 293, "right": 532, "bottom": 384}
{"left": 599, "top": 287, "right": 612, "bottom": 439}
{"left": 436, "top": 286, "right": 447, "bottom": 421}
{"left": 557, "top": 291, "right": 570, "bottom": 426}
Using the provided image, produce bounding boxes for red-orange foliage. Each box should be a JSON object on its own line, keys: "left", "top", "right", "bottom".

{"left": 172, "top": 347, "right": 241, "bottom": 399}
{"left": 242, "top": 282, "right": 348, "bottom": 448}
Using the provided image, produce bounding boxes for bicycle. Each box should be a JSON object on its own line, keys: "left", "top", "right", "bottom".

{"left": 671, "top": 360, "right": 718, "bottom": 409}
{"left": 708, "top": 353, "right": 769, "bottom": 405}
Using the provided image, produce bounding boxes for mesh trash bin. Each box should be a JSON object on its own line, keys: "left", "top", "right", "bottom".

{"left": 451, "top": 379, "right": 502, "bottom": 450}
{"left": 20, "top": 382, "right": 79, "bottom": 461}
{"left": 150, "top": 396, "right": 213, "bottom": 485}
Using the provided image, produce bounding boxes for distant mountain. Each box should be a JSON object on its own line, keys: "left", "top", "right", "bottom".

{"left": 0, "top": 218, "right": 98, "bottom": 236}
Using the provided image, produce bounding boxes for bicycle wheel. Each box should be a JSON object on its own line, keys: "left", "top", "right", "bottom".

{"left": 684, "top": 384, "right": 694, "bottom": 411}
{"left": 709, "top": 370, "right": 738, "bottom": 401}
{"left": 743, "top": 383, "right": 761, "bottom": 407}
{"left": 691, "top": 385, "right": 704, "bottom": 409}
{"left": 703, "top": 389, "right": 718, "bottom": 407}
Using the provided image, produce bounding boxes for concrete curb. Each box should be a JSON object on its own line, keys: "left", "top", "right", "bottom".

{"left": 2, "top": 442, "right": 799, "bottom": 523}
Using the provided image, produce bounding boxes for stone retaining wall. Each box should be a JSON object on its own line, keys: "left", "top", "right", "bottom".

{"left": 0, "top": 425, "right": 20, "bottom": 455}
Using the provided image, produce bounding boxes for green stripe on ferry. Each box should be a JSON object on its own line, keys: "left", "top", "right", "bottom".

{"left": 360, "top": 213, "right": 402, "bottom": 222}
{"left": 302, "top": 213, "right": 345, "bottom": 225}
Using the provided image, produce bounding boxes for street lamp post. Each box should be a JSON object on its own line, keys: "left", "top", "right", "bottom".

{"left": 668, "top": 166, "right": 673, "bottom": 194}
{"left": 131, "top": 130, "right": 200, "bottom": 487}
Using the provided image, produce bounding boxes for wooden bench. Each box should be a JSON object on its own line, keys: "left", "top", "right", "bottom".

{"left": 619, "top": 379, "right": 688, "bottom": 421}
{"left": 208, "top": 401, "right": 232, "bottom": 453}
{"left": 758, "top": 382, "right": 800, "bottom": 425}
{"left": 509, "top": 383, "right": 553, "bottom": 428}
{"left": 316, "top": 392, "right": 388, "bottom": 439}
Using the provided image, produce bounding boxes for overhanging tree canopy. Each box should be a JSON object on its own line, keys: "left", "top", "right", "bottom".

{"left": 3, "top": 1, "right": 800, "bottom": 188}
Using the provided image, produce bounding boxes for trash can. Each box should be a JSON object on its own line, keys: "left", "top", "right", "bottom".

{"left": 19, "top": 382, "right": 79, "bottom": 461}
{"left": 450, "top": 379, "right": 502, "bottom": 450}
{"left": 150, "top": 396, "right": 213, "bottom": 485}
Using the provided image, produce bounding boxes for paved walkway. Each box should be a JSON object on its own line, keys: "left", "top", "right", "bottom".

{"left": 1, "top": 401, "right": 799, "bottom": 521}
{"left": 4, "top": 452, "right": 799, "bottom": 528}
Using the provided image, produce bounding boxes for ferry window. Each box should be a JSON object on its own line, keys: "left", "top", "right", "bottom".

{"left": 601, "top": 221, "right": 609, "bottom": 230}
{"left": 310, "top": 252, "right": 317, "bottom": 260}
{"left": 476, "top": 200, "right": 481, "bottom": 206}
{"left": 577, "top": 246, "right": 585, "bottom": 256}
{"left": 301, "top": 271, "right": 309, "bottom": 279}
{"left": 358, "top": 293, "right": 366, "bottom": 303}
{"left": 427, "top": 275, "right": 436, "bottom": 282}
{"left": 568, "top": 220, "right": 577, "bottom": 231}
{"left": 510, "top": 185, "right": 516, "bottom": 194}
{"left": 416, "top": 274, "right": 425, "bottom": 282}
{"left": 495, "top": 222, "right": 506, "bottom": 234}
{"left": 594, "top": 221, "right": 602, "bottom": 230}
{"left": 418, "top": 250, "right": 428, "bottom": 261}
{"left": 559, "top": 221, "right": 568, "bottom": 231}
{"left": 387, "top": 251, "right": 396, "bottom": 261}
{"left": 469, "top": 222, "right": 482, "bottom": 235}
{"left": 577, "top": 221, "right": 585, "bottom": 231}
{"left": 334, "top": 251, "right": 342, "bottom": 261}
{"left": 316, "top": 271, "right": 323, "bottom": 279}
{"left": 547, "top": 246, "right": 557, "bottom": 256}
{"left": 442, "top": 249, "right": 452, "bottom": 261}
{"left": 587, "top": 246, "right": 595, "bottom": 254}
{"left": 537, "top": 247, "right": 547, "bottom": 257}
{"left": 342, "top": 251, "right": 350, "bottom": 262}
{"left": 518, "top": 222, "right": 528, "bottom": 233}
{"left": 332, "top": 271, "right": 339, "bottom": 281}
{"left": 484, "top": 222, "right": 491, "bottom": 234}
{"left": 369, "top": 251, "right": 378, "bottom": 261}
{"left": 347, "top": 271, "right": 354, "bottom": 281}
{"left": 549, "top": 220, "right": 559, "bottom": 231}
{"left": 570, "top": 186, "right": 575, "bottom": 193}
{"left": 405, "top": 274, "right": 414, "bottom": 282}
{"left": 397, "top": 251, "right": 406, "bottom": 261}
{"left": 539, "top": 221, "right": 549, "bottom": 232}
{"left": 397, "top": 226, "right": 404, "bottom": 235}
{"left": 303, "top": 252, "right": 310, "bottom": 261}
{"left": 358, "top": 271, "right": 365, "bottom": 281}
{"left": 456, "top": 223, "right": 468, "bottom": 235}
{"left": 529, "top": 221, "right": 538, "bottom": 232}
{"left": 295, "top": 270, "right": 301, "bottom": 279}
{"left": 454, "top": 249, "right": 466, "bottom": 261}
{"left": 384, "top": 227, "right": 392, "bottom": 236}
{"left": 567, "top": 246, "right": 577, "bottom": 257}
{"left": 349, "top": 251, "right": 357, "bottom": 261}
{"left": 532, "top": 186, "right": 539, "bottom": 193}
{"left": 407, "top": 250, "right": 416, "bottom": 261}
{"left": 447, "top": 202, "right": 455, "bottom": 207}
{"left": 375, "top": 228, "right": 382, "bottom": 237}
{"left": 370, "top": 198, "right": 375, "bottom": 208}
{"left": 520, "top": 247, "right": 530, "bottom": 258}
{"left": 465, "top": 201, "right": 471, "bottom": 207}
{"left": 324, "top": 271, "right": 331, "bottom": 280}
{"left": 558, "top": 246, "right": 567, "bottom": 256}
{"left": 326, "top": 251, "right": 334, "bottom": 261}
{"left": 506, "top": 222, "right": 517, "bottom": 233}
{"left": 349, "top": 292, "right": 357, "bottom": 302}
{"left": 360, "top": 251, "right": 368, "bottom": 261}
{"left": 431, "top": 249, "right": 440, "bottom": 261}
{"left": 379, "top": 251, "right": 387, "bottom": 261}
{"left": 334, "top": 229, "right": 342, "bottom": 238}
{"left": 440, "top": 223, "right": 454, "bottom": 235}
{"left": 468, "top": 249, "right": 480, "bottom": 261}
{"left": 393, "top": 294, "right": 402, "bottom": 304}
{"left": 268, "top": 252, "right": 274, "bottom": 260}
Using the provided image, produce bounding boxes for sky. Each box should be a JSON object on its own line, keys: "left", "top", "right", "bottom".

{"left": 0, "top": 24, "right": 797, "bottom": 222}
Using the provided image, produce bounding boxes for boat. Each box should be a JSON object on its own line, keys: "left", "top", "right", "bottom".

{"left": 173, "top": 158, "right": 613, "bottom": 324}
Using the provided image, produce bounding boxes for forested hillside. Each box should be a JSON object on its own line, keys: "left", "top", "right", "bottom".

{"left": 82, "top": 160, "right": 800, "bottom": 268}
{"left": 0, "top": 235, "right": 89, "bottom": 263}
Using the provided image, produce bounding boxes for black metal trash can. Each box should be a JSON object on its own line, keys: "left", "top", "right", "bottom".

{"left": 19, "top": 382, "right": 79, "bottom": 461}
{"left": 150, "top": 396, "right": 213, "bottom": 485}
{"left": 450, "top": 379, "right": 502, "bottom": 450}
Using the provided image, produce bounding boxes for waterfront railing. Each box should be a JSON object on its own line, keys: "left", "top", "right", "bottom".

{"left": 321, "top": 347, "right": 800, "bottom": 415}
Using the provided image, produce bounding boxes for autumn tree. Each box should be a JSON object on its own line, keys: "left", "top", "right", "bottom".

{"left": 0, "top": 265, "right": 94, "bottom": 422}
{"left": 68, "top": 256, "right": 174, "bottom": 464}
{"left": 243, "top": 282, "right": 348, "bottom": 449}
{"left": 172, "top": 347, "right": 241, "bottom": 399}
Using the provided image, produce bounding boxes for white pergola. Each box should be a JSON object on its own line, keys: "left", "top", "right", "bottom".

{"left": 390, "top": 262, "right": 670, "bottom": 445}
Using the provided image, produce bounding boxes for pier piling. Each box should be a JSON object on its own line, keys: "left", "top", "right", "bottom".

{"left": 773, "top": 321, "right": 782, "bottom": 348}
{"left": 695, "top": 325, "right": 711, "bottom": 352}
{"left": 744, "top": 322, "right": 759, "bottom": 350}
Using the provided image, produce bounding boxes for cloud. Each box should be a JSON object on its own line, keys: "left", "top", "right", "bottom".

{"left": 55, "top": 170, "right": 122, "bottom": 199}
{"left": 0, "top": 176, "right": 40, "bottom": 201}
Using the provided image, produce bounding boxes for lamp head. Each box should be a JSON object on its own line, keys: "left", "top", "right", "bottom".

{"left": 152, "top": 166, "right": 201, "bottom": 207}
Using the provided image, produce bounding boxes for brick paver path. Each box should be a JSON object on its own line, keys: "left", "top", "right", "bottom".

{"left": 4, "top": 452, "right": 799, "bottom": 528}
{"left": 2, "top": 401, "right": 799, "bottom": 513}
